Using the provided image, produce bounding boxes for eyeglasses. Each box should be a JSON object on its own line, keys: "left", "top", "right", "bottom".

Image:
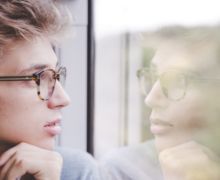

{"left": 137, "top": 68, "right": 220, "bottom": 101}
{"left": 0, "top": 67, "right": 66, "bottom": 101}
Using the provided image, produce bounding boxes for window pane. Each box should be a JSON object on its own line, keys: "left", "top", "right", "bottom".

{"left": 95, "top": 1, "right": 220, "bottom": 179}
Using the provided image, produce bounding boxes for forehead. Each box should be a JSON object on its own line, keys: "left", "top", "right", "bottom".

{"left": 0, "top": 37, "right": 58, "bottom": 75}
{"left": 151, "top": 40, "right": 220, "bottom": 78}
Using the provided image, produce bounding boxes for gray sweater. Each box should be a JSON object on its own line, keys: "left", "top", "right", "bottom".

{"left": 99, "top": 139, "right": 163, "bottom": 180}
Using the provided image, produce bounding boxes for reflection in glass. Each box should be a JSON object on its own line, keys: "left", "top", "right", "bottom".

{"left": 95, "top": 0, "right": 220, "bottom": 179}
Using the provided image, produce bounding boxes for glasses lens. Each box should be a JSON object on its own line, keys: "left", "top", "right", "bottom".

{"left": 138, "top": 69, "right": 155, "bottom": 96}
{"left": 160, "top": 72, "right": 186, "bottom": 100}
{"left": 59, "top": 68, "right": 66, "bottom": 88}
{"left": 40, "top": 70, "right": 55, "bottom": 99}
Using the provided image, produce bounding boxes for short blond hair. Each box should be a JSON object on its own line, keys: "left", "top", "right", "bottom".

{"left": 0, "top": 0, "right": 73, "bottom": 55}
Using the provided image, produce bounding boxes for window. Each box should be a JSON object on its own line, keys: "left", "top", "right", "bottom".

{"left": 94, "top": 0, "right": 220, "bottom": 161}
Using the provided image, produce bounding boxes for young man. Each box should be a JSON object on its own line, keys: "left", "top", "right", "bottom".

{"left": 0, "top": 0, "right": 98, "bottom": 180}
{"left": 99, "top": 26, "right": 220, "bottom": 180}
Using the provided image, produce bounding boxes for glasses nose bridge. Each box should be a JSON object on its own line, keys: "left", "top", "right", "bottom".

{"left": 145, "top": 76, "right": 169, "bottom": 108}
{"left": 149, "top": 72, "right": 170, "bottom": 99}
{"left": 149, "top": 74, "right": 162, "bottom": 92}
{"left": 152, "top": 73, "right": 161, "bottom": 86}
{"left": 54, "top": 72, "right": 60, "bottom": 80}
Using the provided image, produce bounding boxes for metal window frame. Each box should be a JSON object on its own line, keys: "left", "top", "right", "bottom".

{"left": 87, "top": 0, "right": 94, "bottom": 155}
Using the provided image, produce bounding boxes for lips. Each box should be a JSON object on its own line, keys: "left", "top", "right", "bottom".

{"left": 44, "top": 119, "right": 61, "bottom": 135}
{"left": 150, "top": 118, "right": 173, "bottom": 135}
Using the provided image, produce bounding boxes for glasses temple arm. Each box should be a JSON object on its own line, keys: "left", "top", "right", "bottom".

{"left": 193, "top": 77, "right": 220, "bottom": 83}
{"left": 0, "top": 75, "right": 34, "bottom": 81}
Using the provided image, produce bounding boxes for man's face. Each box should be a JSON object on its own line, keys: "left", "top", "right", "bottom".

{"left": 0, "top": 37, "right": 70, "bottom": 150}
{"left": 145, "top": 41, "right": 220, "bottom": 153}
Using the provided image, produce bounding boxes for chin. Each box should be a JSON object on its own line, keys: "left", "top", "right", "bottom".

{"left": 155, "top": 135, "right": 193, "bottom": 152}
{"left": 155, "top": 137, "right": 173, "bottom": 152}
{"left": 33, "top": 137, "right": 56, "bottom": 151}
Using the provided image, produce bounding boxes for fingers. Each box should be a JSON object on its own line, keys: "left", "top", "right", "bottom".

{"left": 3, "top": 159, "right": 26, "bottom": 180}
{"left": 159, "top": 141, "right": 209, "bottom": 164}
{"left": 159, "top": 140, "right": 220, "bottom": 180}
{"left": 0, "top": 143, "right": 43, "bottom": 167}
{"left": 0, "top": 143, "right": 63, "bottom": 180}
{"left": 1, "top": 158, "right": 62, "bottom": 180}
{"left": 0, "top": 151, "right": 38, "bottom": 180}
{"left": 159, "top": 140, "right": 220, "bottom": 163}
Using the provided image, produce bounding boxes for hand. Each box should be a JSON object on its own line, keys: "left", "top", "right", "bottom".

{"left": 159, "top": 141, "right": 220, "bottom": 180}
{"left": 0, "top": 142, "right": 63, "bottom": 180}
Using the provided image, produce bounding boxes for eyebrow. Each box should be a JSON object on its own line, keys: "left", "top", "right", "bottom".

{"left": 18, "top": 62, "right": 58, "bottom": 75}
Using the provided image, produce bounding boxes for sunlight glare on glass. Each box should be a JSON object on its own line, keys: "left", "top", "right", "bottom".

{"left": 95, "top": 0, "right": 220, "bottom": 39}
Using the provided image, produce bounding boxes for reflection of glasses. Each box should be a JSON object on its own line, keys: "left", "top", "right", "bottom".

{"left": 0, "top": 67, "right": 66, "bottom": 101}
{"left": 137, "top": 68, "right": 220, "bottom": 101}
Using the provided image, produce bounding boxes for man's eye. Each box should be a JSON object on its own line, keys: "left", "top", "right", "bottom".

{"left": 174, "top": 76, "right": 185, "bottom": 88}
{"left": 176, "top": 77, "right": 185, "bottom": 84}
{"left": 162, "top": 74, "right": 185, "bottom": 88}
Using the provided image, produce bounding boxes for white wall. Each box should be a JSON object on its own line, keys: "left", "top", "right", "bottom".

{"left": 56, "top": 0, "right": 88, "bottom": 151}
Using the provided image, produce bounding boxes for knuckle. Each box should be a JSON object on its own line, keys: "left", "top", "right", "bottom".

{"left": 52, "top": 152, "right": 63, "bottom": 163}
{"left": 159, "top": 150, "right": 169, "bottom": 162}
{"left": 48, "top": 161, "right": 62, "bottom": 171}
{"left": 170, "top": 159, "right": 181, "bottom": 171}
{"left": 196, "top": 149, "right": 210, "bottom": 162}
{"left": 52, "top": 151, "right": 61, "bottom": 158}
{"left": 189, "top": 140, "right": 198, "bottom": 147}
{"left": 18, "top": 142, "right": 28, "bottom": 149}
{"left": 201, "top": 154, "right": 210, "bottom": 163}
{"left": 14, "top": 157, "right": 28, "bottom": 169}
{"left": 14, "top": 157, "right": 23, "bottom": 165}
{"left": 197, "top": 148, "right": 206, "bottom": 155}
{"left": 17, "top": 159, "right": 29, "bottom": 169}
{"left": 14, "top": 150, "right": 22, "bottom": 157}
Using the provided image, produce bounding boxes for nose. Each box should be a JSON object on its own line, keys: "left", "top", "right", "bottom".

{"left": 47, "top": 80, "right": 71, "bottom": 109}
{"left": 145, "top": 80, "right": 168, "bottom": 109}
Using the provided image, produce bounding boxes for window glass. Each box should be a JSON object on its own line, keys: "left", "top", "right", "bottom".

{"left": 95, "top": 0, "right": 220, "bottom": 179}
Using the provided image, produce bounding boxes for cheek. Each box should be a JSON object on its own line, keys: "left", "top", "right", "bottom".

{"left": 172, "top": 98, "right": 209, "bottom": 133}
{"left": 0, "top": 87, "right": 46, "bottom": 144}
{"left": 173, "top": 90, "right": 220, "bottom": 138}
{"left": 185, "top": 105, "right": 207, "bottom": 127}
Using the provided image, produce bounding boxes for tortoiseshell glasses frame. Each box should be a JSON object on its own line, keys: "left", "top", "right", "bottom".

{"left": 0, "top": 67, "right": 66, "bottom": 101}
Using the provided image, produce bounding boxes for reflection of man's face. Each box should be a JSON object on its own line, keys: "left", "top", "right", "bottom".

{"left": 145, "top": 41, "right": 220, "bottom": 154}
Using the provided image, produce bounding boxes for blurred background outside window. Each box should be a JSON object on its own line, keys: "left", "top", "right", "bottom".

{"left": 94, "top": 0, "right": 220, "bottom": 159}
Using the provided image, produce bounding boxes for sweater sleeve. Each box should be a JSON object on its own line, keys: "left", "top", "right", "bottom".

{"left": 98, "top": 140, "right": 163, "bottom": 180}
{"left": 54, "top": 147, "right": 99, "bottom": 180}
